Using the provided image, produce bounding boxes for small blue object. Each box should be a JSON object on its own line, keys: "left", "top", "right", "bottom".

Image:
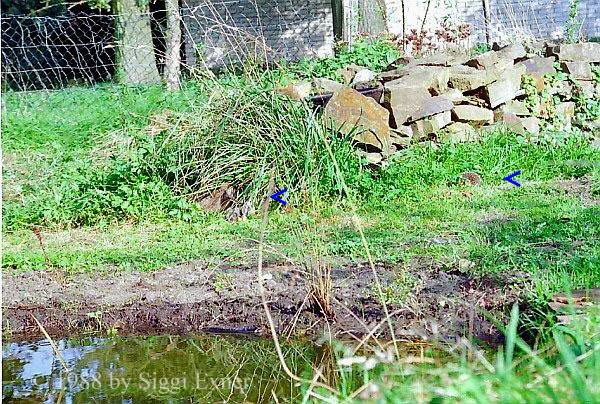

{"left": 503, "top": 170, "right": 522, "bottom": 187}
{"left": 270, "top": 189, "right": 287, "bottom": 205}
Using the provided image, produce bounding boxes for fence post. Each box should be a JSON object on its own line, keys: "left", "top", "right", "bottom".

{"left": 482, "top": 0, "right": 492, "bottom": 45}
{"left": 114, "top": 0, "right": 160, "bottom": 85}
{"left": 331, "top": 0, "right": 343, "bottom": 41}
{"left": 342, "top": 0, "right": 356, "bottom": 45}
{"left": 165, "top": 0, "right": 181, "bottom": 91}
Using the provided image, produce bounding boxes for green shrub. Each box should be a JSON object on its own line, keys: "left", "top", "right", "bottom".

{"left": 288, "top": 37, "right": 401, "bottom": 81}
{"left": 3, "top": 150, "right": 197, "bottom": 230}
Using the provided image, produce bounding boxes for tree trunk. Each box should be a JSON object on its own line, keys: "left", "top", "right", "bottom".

{"left": 356, "top": 0, "right": 387, "bottom": 36}
{"left": 114, "top": 0, "right": 160, "bottom": 85}
{"left": 164, "top": 0, "right": 181, "bottom": 91}
{"left": 342, "top": 0, "right": 388, "bottom": 45}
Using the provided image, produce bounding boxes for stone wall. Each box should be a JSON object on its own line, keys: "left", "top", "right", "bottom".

{"left": 385, "top": 0, "right": 600, "bottom": 46}
{"left": 181, "top": 0, "right": 335, "bottom": 68}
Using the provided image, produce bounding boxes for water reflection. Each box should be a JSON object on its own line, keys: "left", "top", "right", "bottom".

{"left": 3, "top": 335, "right": 317, "bottom": 403}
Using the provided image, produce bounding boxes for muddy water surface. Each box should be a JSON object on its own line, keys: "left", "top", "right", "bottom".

{"left": 3, "top": 334, "right": 318, "bottom": 403}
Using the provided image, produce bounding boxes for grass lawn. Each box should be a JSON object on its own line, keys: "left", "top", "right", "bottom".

{"left": 3, "top": 85, "right": 600, "bottom": 291}
{"left": 2, "top": 83, "right": 205, "bottom": 151}
{"left": 4, "top": 178, "right": 599, "bottom": 302}
{"left": 2, "top": 74, "right": 600, "bottom": 402}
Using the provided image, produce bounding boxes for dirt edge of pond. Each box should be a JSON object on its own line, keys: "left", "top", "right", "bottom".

{"left": 2, "top": 259, "right": 527, "bottom": 344}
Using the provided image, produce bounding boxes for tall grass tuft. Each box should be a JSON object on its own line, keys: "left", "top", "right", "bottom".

{"left": 132, "top": 78, "right": 357, "bottom": 210}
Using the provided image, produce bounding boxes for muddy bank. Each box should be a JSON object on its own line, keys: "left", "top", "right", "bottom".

{"left": 3, "top": 259, "right": 524, "bottom": 343}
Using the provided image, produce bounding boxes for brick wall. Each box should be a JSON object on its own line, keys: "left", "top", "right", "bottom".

{"left": 386, "top": 0, "right": 599, "bottom": 45}
{"left": 181, "top": 0, "right": 334, "bottom": 68}
{"left": 484, "top": 0, "right": 599, "bottom": 42}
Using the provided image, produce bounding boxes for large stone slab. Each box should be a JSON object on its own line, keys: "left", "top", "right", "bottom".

{"left": 390, "top": 126, "right": 412, "bottom": 146}
{"left": 547, "top": 42, "right": 600, "bottom": 62}
{"left": 385, "top": 85, "right": 432, "bottom": 126}
{"left": 410, "top": 111, "right": 452, "bottom": 139}
{"left": 466, "top": 51, "right": 499, "bottom": 70}
{"left": 448, "top": 65, "right": 496, "bottom": 92}
{"left": 452, "top": 105, "right": 494, "bottom": 125}
{"left": 387, "top": 66, "right": 450, "bottom": 93}
{"left": 439, "top": 88, "right": 467, "bottom": 104}
{"left": 486, "top": 64, "right": 526, "bottom": 108}
{"left": 439, "top": 122, "right": 480, "bottom": 143}
{"left": 393, "top": 125, "right": 413, "bottom": 138}
{"left": 411, "top": 96, "right": 454, "bottom": 121}
{"left": 377, "top": 67, "right": 409, "bottom": 82}
{"left": 520, "top": 117, "right": 541, "bottom": 135}
{"left": 517, "top": 56, "right": 556, "bottom": 79}
{"left": 323, "top": 87, "right": 392, "bottom": 153}
{"left": 496, "top": 100, "right": 530, "bottom": 117}
{"left": 498, "top": 112, "right": 539, "bottom": 135}
{"left": 313, "top": 77, "right": 344, "bottom": 94}
{"left": 406, "top": 53, "right": 468, "bottom": 67}
{"left": 561, "top": 61, "right": 593, "bottom": 80}
{"left": 353, "top": 79, "right": 383, "bottom": 92}
{"left": 502, "top": 112, "right": 526, "bottom": 135}
{"left": 352, "top": 68, "right": 377, "bottom": 84}
{"left": 487, "top": 58, "right": 515, "bottom": 75}
{"left": 493, "top": 43, "right": 526, "bottom": 61}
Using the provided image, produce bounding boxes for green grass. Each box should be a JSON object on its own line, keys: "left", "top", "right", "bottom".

{"left": 4, "top": 177, "right": 598, "bottom": 301}
{"left": 1, "top": 83, "right": 204, "bottom": 151}
{"left": 3, "top": 43, "right": 600, "bottom": 403}
{"left": 317, "top": 305, "right": 600, "bottom": 403}
{"left": 3, "top": 81, "right": 599, "bottom": 310}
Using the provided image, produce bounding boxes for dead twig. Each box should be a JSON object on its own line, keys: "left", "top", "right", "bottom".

{"left": 31, "top": 314, "right": 70, "bottom": 372}
{"left": 256, "top": 169, "right": 337, "bottom": 395}
{"left": 32, "top": 226, "right": 51, "bottom": 269}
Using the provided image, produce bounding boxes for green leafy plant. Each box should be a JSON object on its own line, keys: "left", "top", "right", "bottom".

{"left": 570, "top": 67, "right": 600, "bottom": 125}
{"left": 213, "top": 273, "right": 234, "bottom": 292}
{"left": 288, "top": 37, "right": 401, "bottom": 81}
{"left": 471, "top": 42, "right": 491, "bottom": 56}
{"left": 565, "top": 0, "right": 582, "bottom": 43}
{"left": 518, "top": 69, "right": 598, "bottom": 145}
{"left": 3, "top": 147, "right": 198, "bottom": 230}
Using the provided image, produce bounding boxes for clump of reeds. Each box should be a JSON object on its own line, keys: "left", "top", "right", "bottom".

{"left": 127, "top": 70, "right": 357, "bottom": 213}
{"left": 304, "top": 255, "right": 335, "bottom": 321}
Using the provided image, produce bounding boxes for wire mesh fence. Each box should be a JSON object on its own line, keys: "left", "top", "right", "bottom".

{"left": 1, "top": 13, "right": 118, "bottom": 90}
{"left": 1, "top": 0, "right": 336, "bottom": 91}
{"left": 2, "top": 0, "right": 598, "bottom": 92}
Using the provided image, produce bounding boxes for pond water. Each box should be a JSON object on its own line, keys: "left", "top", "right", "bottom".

{"left": 3, "top": 334, "right": 321, "bottom": 403}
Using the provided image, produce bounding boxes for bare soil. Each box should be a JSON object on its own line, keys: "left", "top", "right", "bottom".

{"left": 3, "top": 259, "right": 525, "bottom": 344}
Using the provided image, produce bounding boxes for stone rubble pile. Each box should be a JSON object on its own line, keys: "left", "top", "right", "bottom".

{"left": 279, "top": 42, "right": 600, "bottom": 161}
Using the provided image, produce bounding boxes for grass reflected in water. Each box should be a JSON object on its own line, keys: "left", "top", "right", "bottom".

{"left": 2, "top": 334, "right": 318, "bottom": 403}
